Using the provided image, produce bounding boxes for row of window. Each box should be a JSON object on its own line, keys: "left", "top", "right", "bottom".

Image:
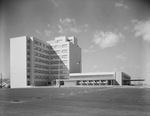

{"left": 34, "top": 75, "right": 49, "bottom": 80}
{"left": 27, "top": 75, "right": 30, "bottom": 79}
{"left": 34, "top": 58, "right": 49, "bottom": 64}
{"left": 27, "top": 45, "right": 30, "bottom": 49}
{"left": 50, "top": 55, "right": 67, "bottom": 60}
{"left": 27, "top": 39, "right": 31, "bottom": 44}
{"left": 34, "top": 69, "right": 49, "bottom": 74}
{"left": 50, "top": 65, "right": 68, "bottom": 69}
{"left": 27, "top": 57, "right": 30, "bottom": 61}
{"left": 50, "top": 49, "right": 67, "bottom": 54}
{"left": 27, "top": 63, "right": 30, "bottom": 67}
{"left": 34, "top": 52, "right": 49, "bottom": 59}
{"left": 34, "top": 40, "right": 50, "bottom": 49}
{"left": 34, "top": 46, "right": 49, "bottom": 54}
{"left": 51, "top": 44, "right": 68, "bottom": 49}
{"left": 50, "top": 70, "right": 68, "bottom": 74}
{"left": 50, "top": 76, "right": 68, "bottom": 79}
{"left": 50, "top": 55, "right": 59, "bottom": 59}
{"left": 27, "top": 51, "right": 30, "bottom": 55}
{"left": 50, "top": 60, "right": 67, "bottom": 64}
{"left": 34, "top": 64, "right": 49, "bottom": 69}
{"left": 27, "top": 69, "right": 30, "bottom": 73}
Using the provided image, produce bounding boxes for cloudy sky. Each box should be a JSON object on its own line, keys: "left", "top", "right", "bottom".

{"left": 0, "top": 0, "right": 150, "bottom": 83}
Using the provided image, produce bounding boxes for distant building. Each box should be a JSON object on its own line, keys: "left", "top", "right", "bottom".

{"left": 10, "top": 36, "right": 130, "bottom": 88}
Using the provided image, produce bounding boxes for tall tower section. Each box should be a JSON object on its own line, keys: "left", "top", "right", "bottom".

{"left": 47, "top": 36, "right": 81, "bottom": 84}
{"left": 10, "top": 36, "right": 31, "bottom": 88}
{"left": 10, "top": 36, "right": 50, "bottom": 88}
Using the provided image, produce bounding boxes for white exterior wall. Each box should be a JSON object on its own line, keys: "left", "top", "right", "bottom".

{"left": 115, "top": 72, "right": 122, "bottom": 85}
{"left": 10, "top": 36, "right": 28, "bottom": 88}
{"left": 69, "top": 43, "right": 81, "bottom": 73}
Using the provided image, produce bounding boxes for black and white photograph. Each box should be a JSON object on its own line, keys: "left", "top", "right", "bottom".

{"left": 0, "top": 0, "right": 150, "bottom": 116}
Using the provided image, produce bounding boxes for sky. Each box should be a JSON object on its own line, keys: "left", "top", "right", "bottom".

{"left": 0, "top": 0, "right": 150, "bottom": 84}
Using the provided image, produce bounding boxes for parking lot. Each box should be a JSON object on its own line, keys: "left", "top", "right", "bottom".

{"left": 0, "top": 86, "right": 150, "bottom": 116}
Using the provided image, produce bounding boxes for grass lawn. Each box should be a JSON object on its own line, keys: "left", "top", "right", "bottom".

{"left": 0, "top": 86, "right": 150, "bottom": 116}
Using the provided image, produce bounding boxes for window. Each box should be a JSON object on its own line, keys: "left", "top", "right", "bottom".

{"left": 54, "top": 45, "right": 59, "bottom": 49}
{"left": 27, "top": 69, "right": 30, "bottom": 73}
{"left": 62, "top": 49, "right": 67, "bottom": 53}
{"left": 27, "top": 63, "right": 30, "bottom": 67}
{"left": 50, "top": 56, "right": 59, "bottom": 59}
{"left": 27, "top": 45, "right": 30, "bottom": 49}
{"left": 27, "top": 75, "right": 30, "bottom": 79}
{"left": 27, "top": 39, "right": 30, "bottom": 44}
{"left": 63, "top": 60, "right": 67, "bottom": 64}
{"left": 27, "top": 81, "right": 30, "bottom": 85}
{"left": 34, "top": 40, "right": 38, "bottom": 44}
{"left": 57, "top": 40, "right": 62, "bottom": 43}
{"left": 62, "top": 44, "right": 67, "bottom": 48}
{"left": 56, "top": 50, "right": 60, "bottom": 54}
{"left": 51, "top": 71, "right": 58, "bottom": 74}
{"left": 50, "top": 51, "right": 56, "bottom": 54}
{"left": 51, "top": 66, "right": 59, "bottom": 69}
{"left": 60, "top": 65, "right": 68, "bottom": 69}
{"left": 50, "top": 61, "right": 59, "bottom": 64}
{"left": 46, "top": 45, "right": 50, "bottom": 49}
{"left": 27, "top": 51, "right": 30, "bottom": 55}
{"left": 62, "top": 55, "right": 67, "bottom": 59}
{"left": 27, "top": 57, "right": 30, "bottom": 61}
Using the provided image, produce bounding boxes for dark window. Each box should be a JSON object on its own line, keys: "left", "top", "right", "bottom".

{"left": 27, "top": 81, "right": 30, "bottom": 85}
{"left": 27, "top": 75, "right": 30, "bottom": 79}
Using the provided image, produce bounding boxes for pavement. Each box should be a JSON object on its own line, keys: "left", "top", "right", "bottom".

{"left": 0, "top": 86, "right": 150, "bottom": 116}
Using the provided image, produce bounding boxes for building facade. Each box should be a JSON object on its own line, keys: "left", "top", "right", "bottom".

{"left": 10, "top": 36, "right": 81, "bottom": 88}
{"left": 10, "top": 36, "right": 131, "bottom": 88}
{"left": 10, "top": 36, "right": 51, "bottom": 88}
{"left": 58, "top": 72, "right": 131, "bottom": 87}
{"left": 47, "top": 36, "right": 81, "bottom": 86}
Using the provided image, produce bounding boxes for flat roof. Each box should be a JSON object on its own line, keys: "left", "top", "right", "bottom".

{"left": 70, "top": 72, "right": 116, "bottom": 76}
{"left": 128, "top": 79, "right": 145, "bottom": 81}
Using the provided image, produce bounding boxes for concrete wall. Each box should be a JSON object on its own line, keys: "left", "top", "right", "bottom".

{"left": 69, "top": 42, "right": 81, "bottom": 73}
{"left": 10, "top": 36, "right": 28, "bottom": 88}
{"left": 115, "top": 72, "right": 122, "bottom": 85}
{"left": 70, "top": 74, "right": 115, "bottom": 81}
{"left": 64, "top": 80, "right": 76, "bottom": 87}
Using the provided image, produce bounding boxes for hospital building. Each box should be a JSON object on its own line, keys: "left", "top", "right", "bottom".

{"left": 10, "top": 36, "right": 131, "bottom": 88}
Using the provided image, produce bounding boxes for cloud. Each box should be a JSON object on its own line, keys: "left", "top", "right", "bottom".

{"left": 35, "top": 30, "right": 41, "bottom": 35}
{"left": 59, "top": 18, "right": 76, "bottom": 27}
{"left": 51, "top": 0, "right": 58, "bottom": 7}
{"left": 44, "top": 29, "right": 53, "bottom": 37}
{"left": 92, "top": 30, "right": 123, "bottom": 49}
{"left": 128, "top": 65, "right": 140, "bottom": 69}
{"left": 115, "top": 0, "right": 128, "bottom": 9}
{"left": 133, "top": 19, "right": 150, "bottom": 42}
{"left": 58, "top": 18, "right": 89, "bottom": 34}
{"left": 83, "top": 45, "right": 96, "bottom": 53}
{"left": 116, "top": 54, "right": 127, "bottom": 60}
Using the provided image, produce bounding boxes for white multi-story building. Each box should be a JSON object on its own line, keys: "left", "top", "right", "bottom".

{"left": 10, "top": 36, "right": 81, "bottom": 88}
{"left": 47, "top": 36, "right": 81, "bottom": 86}
{"left": 10, "top": 36, "right": 132, "bottom": 88}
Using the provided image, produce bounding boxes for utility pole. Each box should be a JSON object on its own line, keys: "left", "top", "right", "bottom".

{"left": 59, "top": 59, "right": 60, "bottom": 87}
{"left": 1, "top": 73, "right": 2, "bottom": 88}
